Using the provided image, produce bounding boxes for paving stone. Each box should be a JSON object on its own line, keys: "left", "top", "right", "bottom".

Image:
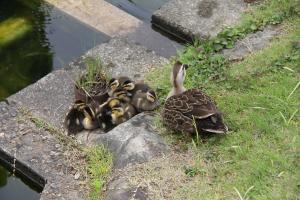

{"left": 152, "top": 0, "right": 246, "bottom": 42}
{"left": 76, "top": 113, "right": 169, "bottom": 169}
{"left": 126, "top": 23, "right": 183, "bottom": 58}
{"left": 0, "top": 102, "right": 85, "bottom": 200}
{"left": 84, "top": 37, "right": 168, "bottom": 81}
{"left": 7, "top": 70, "right": 75, "bottom": 130}
{"left": 222, "top": 25, "right": 281, "bottom": 60}
{"left": 44, "top": 0, "right": 141, "bottom": 36}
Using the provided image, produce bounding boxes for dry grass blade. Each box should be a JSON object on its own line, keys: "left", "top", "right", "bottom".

{"left": 287, "top": 81, "right": 300, "bottom": 99}
{"left": 244, "top": 185, "right": 254, "bottom": 199}
{"left": 287, "top": 109, "right": 298, "bottom": 125}
{"left": 234, "top": 187, "right": 244, "bottom": 200}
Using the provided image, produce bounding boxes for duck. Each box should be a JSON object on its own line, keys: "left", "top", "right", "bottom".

{"left": 162, "top": 61, "right": 228, "bottom": 135}
{"left": 107, "top": 98, "right": 137, "bottom": 125}
{"left": 131, "top": 90, "right": 160, "bottom": 112}
{"left": 64, "top": 100, "right": 100, "bottom": 135}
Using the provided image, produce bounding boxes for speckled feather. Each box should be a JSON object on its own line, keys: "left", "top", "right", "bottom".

{"left": 162, "top": 88, "right": 223, "bottom": 134}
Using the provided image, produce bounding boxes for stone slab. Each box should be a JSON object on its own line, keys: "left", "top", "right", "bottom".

{"left": 126, "top": 23, "right": 183, "bottom": 58}
{"left": 8, "top": 70, "right": 75, "bottom": 130}
{"left": 222, "top": 25, "right": 281, "bottom": 60}
{"left": 44, "top": 0, "right": 141, "bottom": 37}
{"left": 45, "top": 0, "right": 182, "bottom": 58}
{"left": 0, "top": 102, "right": 86, "bottom": 199}
{"left": 84, "top": 37, "right": 168, "bottom": 80}
{"left": 76, "top": 113, "right": 169, "bottom": 169}
{"left": 152, "top": 0, "right": 246, "bottom": 42}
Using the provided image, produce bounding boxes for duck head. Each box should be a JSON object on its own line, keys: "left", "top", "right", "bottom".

{"left": 108, "top": 76, "right": 135, "bottom": 96}
{"left": 198, "top": 113, "right": 228, "bottom": 134}
{"left": 167, "top": 61, "right": 189, "bottom": 98}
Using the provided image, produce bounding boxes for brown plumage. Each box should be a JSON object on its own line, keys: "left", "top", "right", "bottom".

{"left": 131, "top": 90, "right": 160, "bottom": 112}
{"left": 162, "top": 62, "right": 228, "bottom": 135}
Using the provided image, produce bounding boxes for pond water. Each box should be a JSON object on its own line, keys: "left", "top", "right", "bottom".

{"left": 0, "top": 165, "right": 40, "bottom": 200}
{"left": 0, "top": 0, "right": 109, "bottom": 101}
{"left": 106, "top": 0, "right": 169, "bottom": 21}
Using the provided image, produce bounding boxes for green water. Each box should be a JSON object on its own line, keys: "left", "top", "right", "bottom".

{"left": 0, "top": 165, "right": 40, "bottom": 199}
{"left": 0, "top": 0, "right": 109, "bottom": 101}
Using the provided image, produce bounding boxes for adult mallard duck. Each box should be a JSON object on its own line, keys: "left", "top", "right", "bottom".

{"left": 162, "top": 61, "right": 228, "bottom": 135}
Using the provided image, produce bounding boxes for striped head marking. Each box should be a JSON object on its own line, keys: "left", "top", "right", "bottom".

{"left": 122, "top": 79, "right": 135, "bottom": 91}
{"left": 146, "top": 90, "right": 157, "bottom": 103}
{"left": 109, "top": 78, "right": 119, "bottom": 91}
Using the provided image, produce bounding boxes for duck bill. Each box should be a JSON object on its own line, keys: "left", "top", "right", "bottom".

{"left": 202, "top": 125, "right": 228, "bottom": 134}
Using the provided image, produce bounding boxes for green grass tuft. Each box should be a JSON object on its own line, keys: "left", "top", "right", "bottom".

{"left": 85, "top": 146, "right": 113, "bottom": 200}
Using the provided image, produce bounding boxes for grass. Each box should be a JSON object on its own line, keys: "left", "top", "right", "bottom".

{"left": 176, "top": 0, "right": 299, "bottom": 83}
{"left": 85, "top": 146, "right": 113, "bottom": 200}
{"left": 145, "top": 4, "right": 300, "bottom": 200}
{"left": 76, "top": 57, "right": 109, "bottom": 93}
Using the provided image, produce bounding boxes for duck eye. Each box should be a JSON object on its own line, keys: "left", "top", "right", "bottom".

{"left": 211, "top": 116, "right": 217, "bottom": 124}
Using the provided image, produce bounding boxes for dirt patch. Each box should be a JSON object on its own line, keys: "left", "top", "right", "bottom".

{"left": 198, "top": 0, "right": 218, "bottom": 18}
{"left": 106, "top": 150, "right": 203, "bottom": 200}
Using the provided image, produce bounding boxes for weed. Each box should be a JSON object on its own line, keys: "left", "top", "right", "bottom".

{"left": 76, "top": 57, "right": 109, "bottom": 93}
{"left": 183, "top": 166, "right": 206, "bottom": 177}
{"left": 85, "top": 146, "right": 113, "bottom": 200}
{"left": 178, "top": 0, "right": 299, "bottom": 84}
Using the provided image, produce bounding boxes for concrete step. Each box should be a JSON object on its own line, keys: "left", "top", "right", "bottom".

{"left": 152, "top": 0, "right": 247, "bottom": 42}
{"left": 45, "top": 0, "right": 182, "bottom": 58}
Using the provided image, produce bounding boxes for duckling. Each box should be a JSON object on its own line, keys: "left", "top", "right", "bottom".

{"left": 162, "top": 61, "right": 228, "bottom": 135}
{"left": 131, "top": 90, "right": 160, "bottom": 112}
{"left": 108, "top": 98, "right": 137, "bottom": 125}
{"left": 64, "top": 100, "right": 100, "bottom": 135}
{"left": 108, "top": 76, "right": 135, "bottom": 97}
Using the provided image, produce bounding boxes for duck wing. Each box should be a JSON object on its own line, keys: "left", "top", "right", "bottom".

{"left": 186, "top": 89, "right": 219, "bottom": 119}
{"left": 165, "top": 89, "right": 218, "bottom": 119}
{"left": 162, "top": 108, "right": 195, "bottom": 134}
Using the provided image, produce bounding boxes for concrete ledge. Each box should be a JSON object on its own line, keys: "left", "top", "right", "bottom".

{"left": 0, "top": 102, "right": 85, "bottom": 199}
{"left": 222, "top": 25, "right": 281, "bottom": 60}
{"left": 45, "top": 0, "right": 141, "bottom": 36}
{"left": 84, "top": 37, "right": 169, "bottom": 80}
{"left": 152, "top": 0, "right": 246, "bottom": 42}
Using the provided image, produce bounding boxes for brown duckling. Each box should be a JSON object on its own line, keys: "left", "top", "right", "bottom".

{"left": 107, "top": 98, "right": 137, "bottom": 125}
{"left": 131, "top": 90, "right": 160, "bottom": 112}
{"left": 64, "top": 100, "right": 100, "bottom": 135}
{"left": 162, "top": 61, "right": 228, "bottom": 135}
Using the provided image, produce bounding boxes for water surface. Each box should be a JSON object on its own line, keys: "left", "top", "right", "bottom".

{"left": 0, "top": 0, "right": 109, "bottom": 101}
{"left": 0, "top": 165, "right": 40, "bottom": 200}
